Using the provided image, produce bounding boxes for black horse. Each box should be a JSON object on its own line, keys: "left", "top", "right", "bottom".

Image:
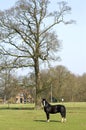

{"left": 42, "top": 99, "right": 66, "bottom": 122}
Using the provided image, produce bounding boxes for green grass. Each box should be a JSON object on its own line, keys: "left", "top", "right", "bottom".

{"left": 0, "top": 102, "right": 86, "bottom": 130}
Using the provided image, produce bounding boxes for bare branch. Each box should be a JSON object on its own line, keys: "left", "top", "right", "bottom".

{"left": 0, "top": 0, "right": 74, "bottom": 107}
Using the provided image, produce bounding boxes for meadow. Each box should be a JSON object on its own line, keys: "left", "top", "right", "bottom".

{"left": 0, "top": 102, "right": 86, "bottom": 130}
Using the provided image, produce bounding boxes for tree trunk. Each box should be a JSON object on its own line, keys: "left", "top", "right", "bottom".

{"left": 34, "top": 58, "right": 42, "bottom": 109}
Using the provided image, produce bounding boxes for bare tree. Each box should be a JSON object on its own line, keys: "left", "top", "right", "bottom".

{"left": 0, "top": 0, "right": 74, "bottom": 108}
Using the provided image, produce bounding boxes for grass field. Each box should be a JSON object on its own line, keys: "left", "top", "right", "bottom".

{"left": 0, "top": 102, "right": 86, "bottom": 130}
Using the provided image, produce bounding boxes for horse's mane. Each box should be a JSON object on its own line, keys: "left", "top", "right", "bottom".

{"left": 43, "top": 99, "right": 51, "bottom": 107}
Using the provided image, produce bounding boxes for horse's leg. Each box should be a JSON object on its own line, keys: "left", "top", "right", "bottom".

{"left": 61, "top": 118, "right": 64, "bottom": 123}
{"left": 46, "top": 113, "right": 50, "bottom": 122}
{"left": 60, "top": 113, "right": 66, "bottom": 123}
{"left": 61, "top": 117, "right": 66, "bottom": 122}
{"left": 60, "top": 107, "right": 66, "bottom": 122}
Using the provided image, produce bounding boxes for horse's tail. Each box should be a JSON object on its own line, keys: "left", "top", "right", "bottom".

{"left": 64, "top": 106, "right": 66, "bottom": 118}
{"left": 61, "top": 105, "right": 66, "bottom": 118}
{"left": 60, "top": 105, "right": 66, "bottom": 123}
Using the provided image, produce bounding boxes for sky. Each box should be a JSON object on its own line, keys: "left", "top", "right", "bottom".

{"left": 0, "top": 0, "right": 86, "bottom": 76}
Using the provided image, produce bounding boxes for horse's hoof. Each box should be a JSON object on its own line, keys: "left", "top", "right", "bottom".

{"left": 47, "top": 120, "right": 50, "bottom": 122}
{"left": 64, "top": 118, "right": 66, "bottom": 122}
{"left": 61, "top": 118, "right": 66, "bottom": 123}
{"left": 61, "top": 118, "right": 64, "bottom": 123}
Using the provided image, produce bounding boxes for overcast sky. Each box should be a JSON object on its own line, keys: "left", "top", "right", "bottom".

{"left": 0, "top": 0, "right": 86, "bottom": 75}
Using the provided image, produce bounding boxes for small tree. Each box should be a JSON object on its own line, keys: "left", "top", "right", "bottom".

{"left": 0, "top": 0, "right": 74, "bottom": 108}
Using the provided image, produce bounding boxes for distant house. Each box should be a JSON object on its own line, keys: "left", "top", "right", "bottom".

{"left": 16, "top": 91, "right": 34, "bottom": 104}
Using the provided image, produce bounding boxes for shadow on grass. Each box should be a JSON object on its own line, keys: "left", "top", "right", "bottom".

{"left": 0, "top": 107, "right": 34, "bottom": 110}
{"left": 34, "top": 119, "right": 61, "bottom": 123}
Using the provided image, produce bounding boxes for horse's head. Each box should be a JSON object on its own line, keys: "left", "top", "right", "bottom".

{"left": 42, "top": 99, "right": 46, "bottom": 107}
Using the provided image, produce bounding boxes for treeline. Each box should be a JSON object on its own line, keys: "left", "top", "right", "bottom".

{"left": 0, "top": 65, "right": 86, "bottom": 103}
{"left": 40, "top": 65, "right": 86, "bottom": 102}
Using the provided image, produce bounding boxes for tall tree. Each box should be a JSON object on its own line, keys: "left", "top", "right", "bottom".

{"left": 0, "top": 0, "right": 74, "bottom": 108}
